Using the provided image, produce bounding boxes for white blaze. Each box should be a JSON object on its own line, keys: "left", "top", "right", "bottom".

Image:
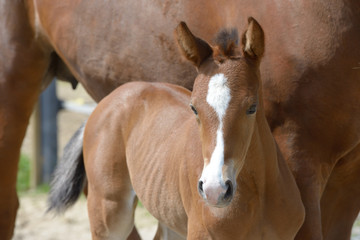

{"left": 201, "top": 73, "right": 231, "bottom": 187}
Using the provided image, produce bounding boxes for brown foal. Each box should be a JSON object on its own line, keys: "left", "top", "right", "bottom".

{"left": 50, "top": 18, "right": 304, "bottom": 239}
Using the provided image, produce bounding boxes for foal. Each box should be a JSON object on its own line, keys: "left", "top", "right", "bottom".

{"left": 49, "top": 18, "right": 304, "bottom": 239}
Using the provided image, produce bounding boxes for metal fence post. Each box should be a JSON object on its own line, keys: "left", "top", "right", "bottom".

{"left": 40, "top": 80, "right": 60, "bottom": 184}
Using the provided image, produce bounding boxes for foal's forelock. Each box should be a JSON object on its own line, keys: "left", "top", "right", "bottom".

{"left": 213, "top": 28, "right": 240, "bottom": 59}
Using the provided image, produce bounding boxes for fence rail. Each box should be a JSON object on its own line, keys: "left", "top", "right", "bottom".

{"left": 30, "top": 80, "right": 96, "bottom": 188}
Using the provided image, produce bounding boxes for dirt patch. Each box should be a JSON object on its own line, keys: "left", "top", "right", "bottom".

{"left": 13, "top": 193, "right": 157, "bottom": 240}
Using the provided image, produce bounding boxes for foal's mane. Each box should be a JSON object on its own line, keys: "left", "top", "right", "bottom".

{"left": 213, "top": 28, "right": 240, "bottom": 59}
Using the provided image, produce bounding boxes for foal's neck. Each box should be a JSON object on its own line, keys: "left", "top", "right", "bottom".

{"left": 240, "top": 106, "right": 283, "bottom": 195}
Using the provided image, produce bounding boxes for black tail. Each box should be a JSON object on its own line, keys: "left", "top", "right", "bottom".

{"left": 47, "top": 122, "right": 86, "bottom": 214}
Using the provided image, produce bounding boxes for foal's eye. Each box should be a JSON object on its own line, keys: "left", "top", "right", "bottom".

{"left": 246, "top": 104, "right": 257, "bottom": 115}
{"left": 190, "top": 104, "right": 198, "bottom": 115}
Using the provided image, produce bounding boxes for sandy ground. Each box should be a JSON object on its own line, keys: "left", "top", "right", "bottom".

{"left": 13, "top": 193, "right": 157, "bottom": 240}
{"left": 16, "top": 81, "right": 360, "bottom": 239}
{"left": 12, "top": 192, "right": 360, "bottom": 240}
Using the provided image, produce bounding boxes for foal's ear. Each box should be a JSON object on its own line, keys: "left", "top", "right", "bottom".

{"left": 241, "top": 17, "right": 264, "bottom": 59}
{"left": 174, "top": 22, "right": 213, "bottom": 67}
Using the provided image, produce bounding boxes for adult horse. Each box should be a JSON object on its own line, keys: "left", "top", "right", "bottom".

{"left": 1, "top": 0, "right": 359, "bottom": 239}
{"left": 49, "top": 18, "right": 305, "bottom": 239}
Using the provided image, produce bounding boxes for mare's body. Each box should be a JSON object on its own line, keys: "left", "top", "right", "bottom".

{"left": 1, "top": 0, "right": 359, "bottom": 239}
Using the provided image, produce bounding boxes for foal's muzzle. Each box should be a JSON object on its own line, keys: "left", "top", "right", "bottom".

{"left": 198, "top": 179, "right": 234, "bottom": 207}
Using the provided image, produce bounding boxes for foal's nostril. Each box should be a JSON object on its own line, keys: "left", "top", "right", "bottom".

{"left": 198, "top": 180, "right": 204, "bottom": 195}
{"left": 224, "top": 180, "right": 233, "bottom": 201}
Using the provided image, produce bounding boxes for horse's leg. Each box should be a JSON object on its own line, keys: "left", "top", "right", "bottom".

{"left": 321, "top": 144, "right": 360, "bottom": 240}
{"left": 293, "top": 177, "right": 323, "bottom": 240}
{"left": 0, "top": 52, "right": 47, "bottom": 238}
{"left": 272, "top": 152, "right": 320, "bottom": 240}
{"left": 281, "top": 150, "right": 333, "bottom": 239}
{"left": 0, "top": 2, "right": 49, "bottom": 238}
{"left": 290, "top": 147, "right": 360, "bottom": 240}
{"left": 83, "top": 175, "right": 141, "bottom": 240}
{"left": 85, "top": 132, "right": 137, "bottom": 240}
{"left": 81, "top": 146, "right": 140, "bottom": 240}
{"left": 153, "top": 222, "right": 185, "bottom": 240}
{"left": 274, "top": 131, "right": 332, "bottom": 240}
{"left": 87, "top": 175, "right": 137, "bottom": 240}
{"left": 186, "top": 217, "right": 209, "bottom": 240}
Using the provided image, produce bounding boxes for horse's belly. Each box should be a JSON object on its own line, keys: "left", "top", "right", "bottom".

{"left": 126, "top": 149, "right": 188, "bottom": 236}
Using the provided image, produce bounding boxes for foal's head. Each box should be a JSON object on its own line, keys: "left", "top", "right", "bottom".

{"left": 175, "top": 18, "right": 265, "bottom": 207}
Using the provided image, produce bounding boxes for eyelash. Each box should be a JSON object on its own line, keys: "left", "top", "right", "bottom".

{"left": 190, "top": 104, "right": 198, "bottom": 115}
